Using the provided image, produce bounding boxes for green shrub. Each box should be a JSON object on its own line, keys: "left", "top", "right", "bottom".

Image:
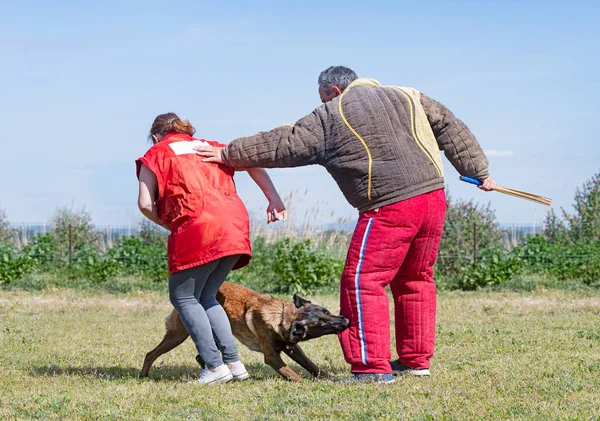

{"left": 270, "top": 238, "right": 344, "bottom": 294}
{"left": 0, "top": 242, "right": 36, "bottom": 285}
{"left": 452, "top": 245, "right": 523, "bottom": 290}
{"left": 229, "top": 237, "right": 344, "bottom": 295}
{"left": 515, "top": 236, "right": 600, "bottom": 285}
{"left": 106, "top": 236, "right": 169, "bottom": 283}
{"left": 437, "top": 192, "right": 502, "bottom": 277}
{"left": 22, "top": 233, "right": 60, "bottom": 267}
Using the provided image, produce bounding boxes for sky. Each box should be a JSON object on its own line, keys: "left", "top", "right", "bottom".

{"left": 1, "top": 0, "right": 599, "bottom": 228}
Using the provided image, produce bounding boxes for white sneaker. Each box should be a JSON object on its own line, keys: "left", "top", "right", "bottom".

{"left": 197, "top": 364, "right": 233, "bottom": 385}
{"left": 227, "top": 361, "right": 249, "bottom": 381}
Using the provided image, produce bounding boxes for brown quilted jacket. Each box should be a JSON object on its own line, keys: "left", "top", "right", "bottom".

{"left": 222, "top": 78, "right": 490, "bottom": 213}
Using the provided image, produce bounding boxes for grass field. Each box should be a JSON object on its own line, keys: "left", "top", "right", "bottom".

{"left": 1, "top": 286, "right": 599, "bottom": 420}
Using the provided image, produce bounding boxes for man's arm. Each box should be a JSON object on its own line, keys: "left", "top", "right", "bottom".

{"left": 221, "top": 110, "right": 327, "bottom": 169}
{"left": 420, "top": 93, "right": 490, "bottom": 181}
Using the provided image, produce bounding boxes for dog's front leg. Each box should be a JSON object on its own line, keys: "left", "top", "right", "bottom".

{"left": 260, "top": 341, "right": 303, "bottom": 382}
{"left": 283, "top": 344, "right": 324, "bottom": 379}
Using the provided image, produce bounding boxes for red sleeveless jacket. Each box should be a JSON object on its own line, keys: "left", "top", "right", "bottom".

{"left": 136, "top": 133, "right": 251, "bottom": 274}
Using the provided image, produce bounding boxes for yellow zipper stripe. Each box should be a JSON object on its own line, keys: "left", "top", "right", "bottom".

{"left": 391, "top": 87, "right": 442, "bottom": 177}
{"left": 338, "top": 93, "right": 373, "bottom": 200}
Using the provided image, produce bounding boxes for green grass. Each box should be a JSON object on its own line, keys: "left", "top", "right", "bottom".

{"left": 1, "top": 287, "right": 599, "bottom": 420}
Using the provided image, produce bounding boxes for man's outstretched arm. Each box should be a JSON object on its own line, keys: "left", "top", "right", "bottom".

{"left": 196, "top": 109, "right": 327, "bottom": 169}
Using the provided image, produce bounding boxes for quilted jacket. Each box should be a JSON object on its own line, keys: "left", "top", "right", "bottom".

{"left": 221, "top": 78, "right": 489, "bottom": 213}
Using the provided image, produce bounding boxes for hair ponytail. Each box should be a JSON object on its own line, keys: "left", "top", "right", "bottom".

{"left": 149, "top": 112, "right": 196, "bottom": 142}
{"left": 171, "top": 118, "right": 195, "bottom": 136}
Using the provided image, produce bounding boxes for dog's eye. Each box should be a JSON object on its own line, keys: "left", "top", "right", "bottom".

{"left": 323, "top": 310, "right": 331, "bottom": 316}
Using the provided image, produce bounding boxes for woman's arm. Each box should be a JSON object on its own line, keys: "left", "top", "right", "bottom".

{"left": 245, "top": 168, "right": 287, "bottom": 223}
{"left": 138, "top": 163, "right": 170, "bottom": 231}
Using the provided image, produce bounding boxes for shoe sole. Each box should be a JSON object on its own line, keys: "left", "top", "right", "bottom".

{"left": 391, "top": 369, "right": 430, "bottom": 377}
{"left": 200, "top": 373, "right": 233, "bottom": 385}
{"left": 232, "top": 371, "right": 249, "bottom": 381}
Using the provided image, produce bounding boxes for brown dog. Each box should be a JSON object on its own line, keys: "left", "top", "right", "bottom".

{"left": 140, "top": 282, "right": 349, "bottom": 382}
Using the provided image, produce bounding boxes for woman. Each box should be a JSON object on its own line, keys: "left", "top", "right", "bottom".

{"left": 136, "top": 112, "right": 286, "bottom": 385}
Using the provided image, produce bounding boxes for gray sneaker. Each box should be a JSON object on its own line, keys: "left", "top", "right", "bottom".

{"left": 390, "top": 360, "right": 430, "bottom": 377}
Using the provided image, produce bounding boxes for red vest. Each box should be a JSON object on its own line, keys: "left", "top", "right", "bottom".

{"left": 136, "top": 133, "right": 251, "bottom": 274}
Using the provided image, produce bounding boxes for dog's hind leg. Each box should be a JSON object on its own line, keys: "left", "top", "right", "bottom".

{"left": 140, "top": 310, "right": 189, "bottom": 378}
{"left": 283, "top": 344, "right": 324, "bottom": 378}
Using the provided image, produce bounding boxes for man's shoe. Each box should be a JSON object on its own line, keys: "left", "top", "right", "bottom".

{"left": 197, "top": 364, "right": 233, "bottom": 385}
{"left": 339, "top": 373, "right": 395, "bottom": 384}
{"left": 390, "top": 360, "right": 430, "bottom": 377}
{"left": 227, "top": 361, "right": 249, "bottom": 381}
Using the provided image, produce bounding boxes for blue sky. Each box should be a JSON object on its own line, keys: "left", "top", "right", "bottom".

{"left": 1, "top": 0, "right": 599, "bottom": 227}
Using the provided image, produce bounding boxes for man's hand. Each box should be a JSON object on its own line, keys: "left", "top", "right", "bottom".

{"left": 478, "top": 176, "right": 497, "bottom": 192}
{"left": 267, "top": 195, "right": 287, "bottom": 224}
{"left": 194, "top": 145, "right": 225, "bottom": 164}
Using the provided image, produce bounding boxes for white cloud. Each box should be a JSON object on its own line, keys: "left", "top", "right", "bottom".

{"left": 485, "top": 149, "right": 515, "bottom": 158}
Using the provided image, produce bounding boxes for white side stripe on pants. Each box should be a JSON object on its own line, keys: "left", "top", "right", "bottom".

{"left": 354, "top": 218, "right": 374, "bottom": 366}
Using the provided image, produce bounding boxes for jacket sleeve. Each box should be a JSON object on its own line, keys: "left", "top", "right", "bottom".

{"left": 221, "top": 110, "right": 326, "bottom": 169}
{"left": 420, "top": 93, "right": 490, "bottom": 180}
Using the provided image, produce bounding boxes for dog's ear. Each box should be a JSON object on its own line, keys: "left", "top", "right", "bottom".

{"left": 293, "top": 294, "right": 312, "bottom": 308}
{"left": 290, "top": 320, "right": 308, "bottom": 342}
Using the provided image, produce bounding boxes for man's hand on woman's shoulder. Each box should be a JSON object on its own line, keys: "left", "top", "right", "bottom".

{"left": 194, "top": 145, "right": 225, "bottom": 164}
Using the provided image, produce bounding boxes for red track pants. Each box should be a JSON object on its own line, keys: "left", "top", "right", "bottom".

{"left": 338, "top": 189, "right": 446, "bottom": 373}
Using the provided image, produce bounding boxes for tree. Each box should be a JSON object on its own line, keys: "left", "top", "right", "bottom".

{"left": 51, "top": 205, "right": 99, "bottom": 262}
{"left": 139, "top": 219, "right": 168, "bottom": 247}
{"left": 437, "top": 192, "right": 502, "bottom": 277}
{"left": 544, "top": 171, "right": 600, "bottom": 242}
{"left": 0, "top": 206, "right": 12, "bottom": 243}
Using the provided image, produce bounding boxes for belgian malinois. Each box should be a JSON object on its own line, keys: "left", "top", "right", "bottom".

{"left": 140, "top": 282, "right": 349, "bottom": 382}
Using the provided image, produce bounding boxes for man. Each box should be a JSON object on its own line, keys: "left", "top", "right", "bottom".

{"left": 196, "top": 66, "right": 496, "bottom": 383}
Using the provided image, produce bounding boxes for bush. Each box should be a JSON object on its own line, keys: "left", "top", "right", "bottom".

{"left": 0, "top": 242, "right": 36, "bottom": 285}
{"left": 514, "top": 235, "right": 600, "bottom": 285}
{"left": 106, "top": 236, "right": 169, "bottom": 283}
{"left": 435, "top": 191, "right": 506, "bottom": 289}
{"left": 451, "top": 245, "right": 523, "bottom": 290}
{"left": 269, "top": 238, "right": 344, "bottom": 294}
{"left": 229, "top": 237, "right": 344, "bottom": 295}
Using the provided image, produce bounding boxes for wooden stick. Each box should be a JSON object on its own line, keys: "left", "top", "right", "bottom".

{"left": 459, "top": 176, "right": 552, "bottom": 206}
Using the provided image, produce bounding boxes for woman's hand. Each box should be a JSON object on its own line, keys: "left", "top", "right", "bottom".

{"left": 267, "top": 195, "right": 287, "bottom": 224}
{"left": 194, "top": 145, "right": 225, "bottom": 164}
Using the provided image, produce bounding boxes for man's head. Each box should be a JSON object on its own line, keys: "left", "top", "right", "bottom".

{"left": 318, "top": 66, "right": 358, "bottom": 103}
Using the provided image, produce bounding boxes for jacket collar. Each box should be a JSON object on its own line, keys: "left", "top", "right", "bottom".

{"left": 345, "top": 78, "right": 381, "bottom": 91}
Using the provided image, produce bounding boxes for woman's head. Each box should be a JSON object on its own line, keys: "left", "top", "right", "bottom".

{"left": 149, "top": 113, "right": 195, "bottom": 144}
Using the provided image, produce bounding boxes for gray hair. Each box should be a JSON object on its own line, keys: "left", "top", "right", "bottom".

{"left": 318, "top": 66, "right": 358, "bottom": 94}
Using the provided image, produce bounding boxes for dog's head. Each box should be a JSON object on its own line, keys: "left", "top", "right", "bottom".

{"left": 288, "top": 294, "right": 350, "bottom": 343}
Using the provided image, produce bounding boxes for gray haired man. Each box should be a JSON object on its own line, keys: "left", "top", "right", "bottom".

{"left": 196, "top": 65, "right": 495, "bottom": 383}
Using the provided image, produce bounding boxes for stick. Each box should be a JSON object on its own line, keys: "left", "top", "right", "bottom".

{"left": 459, "top": 176, "right": 552, "bottom": 206}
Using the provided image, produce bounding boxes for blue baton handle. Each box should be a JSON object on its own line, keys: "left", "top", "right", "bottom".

{"left": 459, "top": 176, "right": 483, "bottom": 186}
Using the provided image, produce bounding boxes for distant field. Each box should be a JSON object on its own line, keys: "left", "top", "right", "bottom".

{"left": 1, "top": 288, "right": 599, "bottom": 420}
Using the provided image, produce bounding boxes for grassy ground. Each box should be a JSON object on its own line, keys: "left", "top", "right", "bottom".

{"left": 1, "top": 287, "right": 599, "bottom": 420}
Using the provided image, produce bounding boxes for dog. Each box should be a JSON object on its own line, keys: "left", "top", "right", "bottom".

{"left": 140, "top": 282, "right": 349, "bottom": 382}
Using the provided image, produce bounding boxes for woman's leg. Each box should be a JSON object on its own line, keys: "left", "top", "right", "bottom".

{"left": 199, "top": 255, "right": 241, "bottom": 364}
{"left": 168, "top": 260, "right": 224, "bottom": 370}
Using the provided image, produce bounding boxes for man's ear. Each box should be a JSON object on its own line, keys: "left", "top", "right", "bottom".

{"left": 293, "top": 294, "right": 312, "bottom": 308}
{"left": 332, "top": 86, "right": 343, "bottom": 96}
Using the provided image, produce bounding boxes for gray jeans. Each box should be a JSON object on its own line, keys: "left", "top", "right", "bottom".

{"left": 168, "top": 255, "right": 240, "bottom": 369}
